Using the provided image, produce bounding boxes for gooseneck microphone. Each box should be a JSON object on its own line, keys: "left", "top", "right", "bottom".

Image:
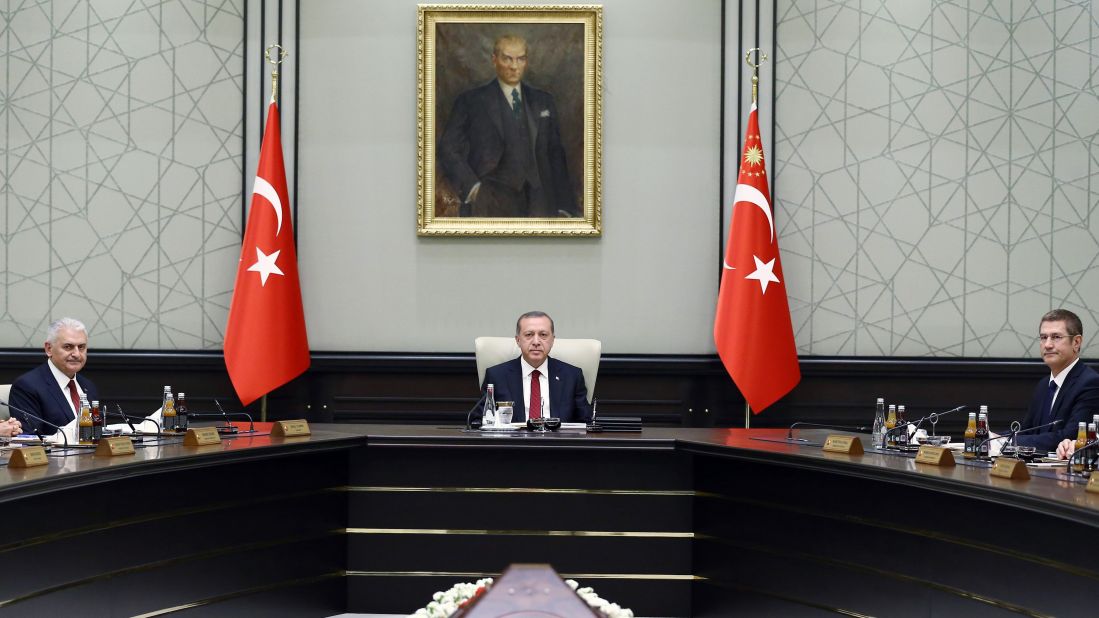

{"left": 0, "top": 397, "right": 70, "bottom": 451}
{"left": 466, "top": 389, "right": 489, "bottom": 430}
{"left": 123, "top": 404, "right": 162, "bottom": 435}
{"left": 882, "top": 405, "right": 969, "bottom": 445}
{"left": 184, "top": 400, "right": 253, "bottom": 433}
{"left": 908, "top": 405, "right": 967, "bottom": 438}
{"left": 786, "top": 422, "right": 870, "bottom": 441}
{"left": 104, "top": 405, "right": 146, "bottom": 442}
{"left": 975, "top": 418, "right": 1062, "bottom": 457}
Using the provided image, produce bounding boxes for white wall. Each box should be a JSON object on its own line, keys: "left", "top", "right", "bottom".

{"left": 297, "top": 0, "right": 723, "bottom": 353}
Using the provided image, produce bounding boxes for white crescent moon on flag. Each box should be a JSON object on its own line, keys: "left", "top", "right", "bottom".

{"left": 732, "top": 183, "right": 774, "bottom": 244}
{"left": 252, "top": 177, "right": 283, "bottom": 237}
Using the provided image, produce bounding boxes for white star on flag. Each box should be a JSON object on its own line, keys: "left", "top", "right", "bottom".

{"left": 745, "top": 255, "right": 780, "bottom": 294}
{"left": 247, "top": 247, "right": 284, "bottom": 286}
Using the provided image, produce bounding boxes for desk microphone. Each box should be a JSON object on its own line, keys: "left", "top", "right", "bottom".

{"left": 105, "top": 405, "right": 145, "bottom": 442}
{"left": 882, "top": 405, "right": 968, "bottom": 447}
{"left": 466, "top": 390, "right": 489, "bottom": 430}
{"left": 908, "top": 405, "right": 967, "bottom": 437}
{"left": 133, "top": 406, "right": 163, "bottom": 436}
{"left": 786, "top": 422, "right": 869, "bottom": 441}
{"left": 184, "top": 400, "right": 251, "bottom": 433}
{"left": 0, "top": 397, "right": 70, "bottom": 451}
{"left": 975, "top": 419, "right": 1062, "bottom": 457}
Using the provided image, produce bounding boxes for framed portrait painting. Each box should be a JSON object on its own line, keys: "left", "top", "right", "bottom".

{"left": 417, "top": 4, "right": 603, "bottom": 236}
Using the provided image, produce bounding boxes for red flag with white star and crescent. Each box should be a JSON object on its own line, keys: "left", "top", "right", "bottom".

{"left": 224, "top": 101, "right": 310, "bottom": 406}
{"left": 714, "top": 102, "right": 800, "bottom": 412}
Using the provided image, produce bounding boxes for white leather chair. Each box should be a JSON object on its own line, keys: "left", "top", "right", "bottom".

{"left": 474, "top": 337, "right": 601, "bottom": 404}
{"left": 0, "top": 384, "right": 10, "bottom": 419}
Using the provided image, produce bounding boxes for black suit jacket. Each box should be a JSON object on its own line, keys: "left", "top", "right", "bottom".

{"left": 439, "top": 79, "right": 578, "bottom": 217}
{"left": 8, "top": 363, "right": 99, "bottom": 435}
{"left": 1016, "top": 361, "right": 1099, "bottom": 452}
{"left": 481, "top": 357, "right": 592, "bottom": 423}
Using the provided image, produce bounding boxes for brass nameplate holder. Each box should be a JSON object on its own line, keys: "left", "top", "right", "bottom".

{"left": 915, "top": 446, "right": 955, "bottom": 466}
{"left": 1086, "top": 475, "right": 1099, "bottom": 494}
{"left": 184, "top": 427, "right": 222, "bottom": 446}
{"left": 990, "top": 457, "right": 1030, "bottom": 480}
{"left": 272, "top": 420, "right": 311, "bottom": 437}
{"left": 822, "top": 434, "right": 863, "bottom": 455}
{"left": 8, "top": 446, "right": 49, "bottom": 468}
{"left": 94, "top": 436, "right": 135, "bottom": 457}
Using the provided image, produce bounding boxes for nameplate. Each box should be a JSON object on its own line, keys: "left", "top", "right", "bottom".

{"left": 94, "top": 436, "right": 135, "bottom": 457}
{"left": 915, "top": 446, "right": 955, "bottom": 466}
{"left": 184, "top": 427, "right": 222, "bottom": 446}
{"left": 272, "top": 420, "right": 311, "bottom": 437}
{"left": 1087, "top": 475, "right": 1099, "bottom": 494}
{"left": 8, "top": 446, "right": 49, "bottom": 468}
{"left": 990, "top": 457, "right": 1030, "bottom": 480}
{"left": 822, "top": 435, "right": 863, "bottom": 455}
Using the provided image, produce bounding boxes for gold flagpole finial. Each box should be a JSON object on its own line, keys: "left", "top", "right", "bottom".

{"left": 265, "top": 44, "right": 288, "bottom": 103}
{"left": 744, "top": 48, "right": 768, "bottom": 104}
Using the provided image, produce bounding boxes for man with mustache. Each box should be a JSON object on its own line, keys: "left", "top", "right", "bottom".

{"left": 8, "top": 318, "right": 100, "bottom": 435}
{"left": 481, "top": 311, "right": 592, "bottom": 423}
{"left": 440, "top": 34, "right": 579, "bottom": 218}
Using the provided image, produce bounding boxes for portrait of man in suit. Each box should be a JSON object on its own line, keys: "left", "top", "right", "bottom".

{"left": 435, "top": 27, "right": 584, "bottom": 219}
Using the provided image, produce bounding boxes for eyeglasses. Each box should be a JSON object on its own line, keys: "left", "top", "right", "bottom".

{"left": 1037, "top": 334, "right": 1074, "bottom": 343}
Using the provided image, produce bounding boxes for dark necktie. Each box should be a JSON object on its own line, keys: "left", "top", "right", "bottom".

{"left": 511, "top": 88, "right": 522, "bottom": 121}
{"left": 529, "top": 369, "right": 541, "bottom": 419}
{"left": 1042, "top": 380, "right": 1058, "bottom": 424}
{"left": 67, "top": 379, "right": 81, "bottom": 419}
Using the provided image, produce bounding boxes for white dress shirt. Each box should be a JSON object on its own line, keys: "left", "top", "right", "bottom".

{"left": 520, "top": 357, "right": 550, "bottom": 418}
{"left": 47, "top": 360, "right": 84, "bottom": 416}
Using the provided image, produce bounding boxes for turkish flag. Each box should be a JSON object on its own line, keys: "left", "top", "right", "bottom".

{"left": 714, "top": 103, "right": 800, "bottom": 412}
{"left": 224, "top": 102, "right": 310, "bottom": 406}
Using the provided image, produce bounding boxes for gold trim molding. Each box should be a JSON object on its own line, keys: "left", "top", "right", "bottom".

{"left": 346, "top": 527, "right": 693, "bottom": 538}
{"left": 417, "top": 4, "right": 603, "bottom": 236}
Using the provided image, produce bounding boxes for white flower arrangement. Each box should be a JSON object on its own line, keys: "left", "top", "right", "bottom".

{"left": 567, "top": 579, "right": 635, "bottom": 618}
{"left": 410, "top": 577, "right": 634, "bottom": 618}
{"left": 411, "top": 578, "right": 493, "bottom": 618}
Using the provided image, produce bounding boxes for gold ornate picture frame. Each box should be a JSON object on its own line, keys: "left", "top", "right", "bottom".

{"left": 417, "top": 4, "right": 603, "bottom": 236}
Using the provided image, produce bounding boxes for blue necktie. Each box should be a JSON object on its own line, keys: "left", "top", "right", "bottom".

{"left": 1042, "top": 380, "right": 1058, "bottom": 424}
{"left": 511, "top": 88, "right": 522, "bottom": 121}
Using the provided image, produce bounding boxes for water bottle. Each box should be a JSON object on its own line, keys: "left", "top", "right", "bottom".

{"left": 871, "top": 397, "right": 885, "bottom": 449}
{"left": 482, "top": 384, "right": 496, "bottom": 427}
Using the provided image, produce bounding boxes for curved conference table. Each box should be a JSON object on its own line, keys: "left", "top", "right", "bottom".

{"left": 0, "top": 424, "right": 1095, "bottom": 616}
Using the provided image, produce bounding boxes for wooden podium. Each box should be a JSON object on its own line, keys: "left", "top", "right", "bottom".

{"left": 454, "top": 564, "right": 598, "bottom": 617}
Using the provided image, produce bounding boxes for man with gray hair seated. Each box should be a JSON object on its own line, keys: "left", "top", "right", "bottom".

{"left": 481, "top": 311, "right": 592, "bottom": 423}
{"left": 7, "top": 318, "right": 100, "bottom": 435}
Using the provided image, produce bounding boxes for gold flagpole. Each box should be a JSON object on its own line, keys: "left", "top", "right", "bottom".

{"left": 741, "top": 48, "right": 767, "bottom": 430}
{"left": 745, "top": 48, "right": 767, "bottom": 104}
{"left": 258, "top": 44, "right": 286, "bottom": 423}
{"left": 265, "top": 44, "right": 287, "bottom": 103}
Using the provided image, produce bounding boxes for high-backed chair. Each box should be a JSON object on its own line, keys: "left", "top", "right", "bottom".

{"left": 0, "top": 384, "right": 10, "bottom": 420}
{"left": 474, "top": 337, "right": 601, "bottom": 404}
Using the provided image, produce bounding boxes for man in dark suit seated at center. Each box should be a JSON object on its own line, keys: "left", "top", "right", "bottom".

{"left": 482, "top": 311, "right": 592, "bottom": 423}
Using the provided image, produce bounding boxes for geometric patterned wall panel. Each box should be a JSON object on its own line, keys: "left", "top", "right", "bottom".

{"left": 0, "top": 0, "right": 244, "bottom": 349}
{"left": 775, "top": 0, "right": 1099, "bottom": 357}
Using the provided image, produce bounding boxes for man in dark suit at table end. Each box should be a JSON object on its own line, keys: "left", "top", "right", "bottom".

{"left": 8, "top": 317, "right": 100, "bottom": 435}
{"left": 481, "top": 311, "right": 592, "bottom": 423}
{"left": 1016, "top": 308, "right": 1099, "bottom": 454}
{"left": 439, "top": 35, "right": 579, "bottom": 218}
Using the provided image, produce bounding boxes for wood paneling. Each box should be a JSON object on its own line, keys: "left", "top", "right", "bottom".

{"left": 0, "top": 350, "right": 1051, "bottom": 433}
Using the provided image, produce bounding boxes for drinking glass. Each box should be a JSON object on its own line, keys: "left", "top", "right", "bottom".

{"left": 495, "top": 402, "right": 514, "bottom": 426}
